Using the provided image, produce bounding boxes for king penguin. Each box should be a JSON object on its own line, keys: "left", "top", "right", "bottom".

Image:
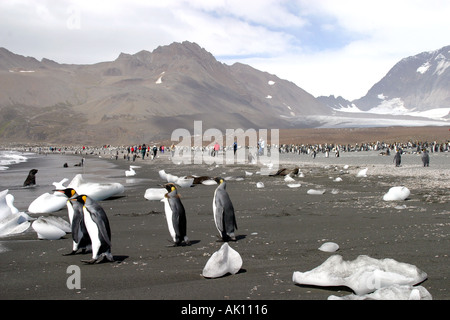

{"left": 54, "top": 188, "right": 91, "bottom": 256}
{"left": 213, "top": 177, "right": 238, "bottom": 241}
{"left": 70, "top": 195, "right": 113, "bottom": 263}
{"left": 162, "top": 183, "right": 190, "bottom": 246}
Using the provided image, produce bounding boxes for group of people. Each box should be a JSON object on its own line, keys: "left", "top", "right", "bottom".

{"left": 123, "top": 144, "right": 172, "bottom": 161}
{"left": 29, "top": 138, "right": 448, "bottom": 169}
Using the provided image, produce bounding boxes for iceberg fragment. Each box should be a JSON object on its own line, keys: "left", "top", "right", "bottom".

{"left": 292, "top": 255, "right": 427, "bottom": 295}
{"left": 202, "top": 243, "right": 243, "bottom": 278}
{"left": 383, "top": 186, "right": 410, "bottom": 201}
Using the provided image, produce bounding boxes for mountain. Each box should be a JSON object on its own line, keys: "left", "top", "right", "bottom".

{"left": 0, "top": 41, "right": 329, "bottom": 145}
{"left": 1, "top": 42, "right": 448, "bottom": 145}
{"left": 319, "top": 45, "right": 450, "bottom": 121}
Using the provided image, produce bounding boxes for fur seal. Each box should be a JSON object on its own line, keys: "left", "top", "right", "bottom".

{"left": 23, "top": 169, "right": 38, "bottom": 187}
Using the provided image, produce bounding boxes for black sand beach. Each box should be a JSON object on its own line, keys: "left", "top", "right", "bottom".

{"left": 0, "top": 148, "right": 449, "bottom": 303}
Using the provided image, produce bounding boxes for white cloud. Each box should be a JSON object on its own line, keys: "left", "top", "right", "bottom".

{"left": 0, "top": 0, "right": 449, "bottom": 100}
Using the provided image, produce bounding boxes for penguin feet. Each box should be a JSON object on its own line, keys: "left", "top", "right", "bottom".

{"left": 216, "top": 235, "right": 237, "bottom": 242}
{"left": 62, "top": 250, "right": 77, "bottom": 256}
{"left": 167, "top": 239, "right": 191, "bottom": 247}
{"left": 81, "top": 254, "right": 114, "bottom": 264}
{"left": 81, "top": 258, "right": 98, "bottom": 264}
{"left": 63, "top": 248, "right": 90, "bottom": 256}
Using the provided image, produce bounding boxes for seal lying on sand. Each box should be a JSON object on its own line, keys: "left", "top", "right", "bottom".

{"left": 186, "top": 176, "right": 215, "bottom": 185}
{"left": 269, "top": 168, "right": 299, "bottom": 177}
{"left": 23, "top": 169, "right": 38, "bottom": 187}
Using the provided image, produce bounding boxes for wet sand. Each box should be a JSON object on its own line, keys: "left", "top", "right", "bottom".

{"left": 0, "top": 148, "right": 449, "bottom": 302}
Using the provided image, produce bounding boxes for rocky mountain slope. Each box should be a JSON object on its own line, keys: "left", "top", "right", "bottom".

{"left": 1, "top": 42, "right": 448, "bottom": 145}
{"left": 0, "top": 41, "right": 329, "bottom": 145}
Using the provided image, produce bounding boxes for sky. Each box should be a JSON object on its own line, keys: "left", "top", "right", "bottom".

{"left": 1, "top": 0, "right": 449, "bottom": 100}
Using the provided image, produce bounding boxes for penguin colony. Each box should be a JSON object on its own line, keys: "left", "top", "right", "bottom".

{"left": 54, "top": 176, "right": 237, "bottom": 264}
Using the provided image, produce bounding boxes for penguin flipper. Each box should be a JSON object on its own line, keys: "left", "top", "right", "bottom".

{"left": 71, "top": 210, "right": 83, "bottom": 244}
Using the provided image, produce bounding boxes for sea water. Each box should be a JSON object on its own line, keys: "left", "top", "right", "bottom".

{"left": 0, "top": 150, "right": 34, "bottom": 171}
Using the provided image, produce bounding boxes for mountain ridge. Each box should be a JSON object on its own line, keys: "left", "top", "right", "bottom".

{"left": 0, "top": 42, "right": 448, "bottom": 145}
{"left": 320, "top": 45, "right": 450, "bottom": 121}
{"left": 0, "top": 41, "right": 329, "bottom": 145}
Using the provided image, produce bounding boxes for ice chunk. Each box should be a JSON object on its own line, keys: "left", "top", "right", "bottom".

{"left": 32, "top": 216, "right": 69, "bottom": 240}
{"left": 0, "top": 213, "right": 31, "bottom": 237}
{"left": 28, "top": 192, "right": 68, "bottom": 214}
{"left": 307, "top": 189, "right": 326, "bottom": 195}
{"left": 292, "top": 255, "right": 427, "bottom": 295}
{"left": 144, "top": 188, "right": 167, "bottom": 201}
{"left": 52, "top": 178, "right": 69, "bottom": 190}
{"left": 158, "top": 170, "right": 167, "bottom": 180}
{"left": 383, "top": 186, "right": 410, "bottom": 201}
{"left": 202, "top": 179, "right": 217, "bottom": 185}
{"left": 175, "top": 177, "right": 194, "bottom": 188}
{"left": 319, "top": 242, "right": 339, "bottom": 252}
{"left": 284, "top": 175, "right": 295, "bottom": 182}
{"left": 166, "top": 173, "right": 179, "bottom": 183}
{"left": 328, "top": 284, "right": 432, "bottom": 300}
{"left": 125, "top": 166, "right": 136, "bottom": 176}
{"left": 68, "top": 174, "right": 124, "bottom": 201}
{"left": 202, "top": 243, "right": 243, "bottom": 278}
{"left": 356, "top": 168, "right": 368, "bottom": 177}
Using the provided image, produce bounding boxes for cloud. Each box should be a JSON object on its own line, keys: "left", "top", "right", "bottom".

{"left": 1, "top": 0, "right": 449, "bottom": 100}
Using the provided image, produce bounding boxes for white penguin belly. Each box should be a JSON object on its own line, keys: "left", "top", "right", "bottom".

{"left": 163, "top": 198, "right": 176, "bottom": 242}
{"left": 66, "top": 201, "right": 74, "bottom": 224}
{"left": 212, "top": 189, "right": 222, "bottom": 234}
{"left": 83, "top": 207, "right": 101, "bottom": 259}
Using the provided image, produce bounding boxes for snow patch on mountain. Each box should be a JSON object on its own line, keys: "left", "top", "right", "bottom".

{"left": 369, "top": 97, "right": 408, "bottom": 115}
{"left": 368, "top": 95, "right": 450, "bottom": 120}
{"left": 332, "top": 103, "right": 363, "bottom": 113}
{"left": 434, "top": 57, "right": 450, "bottom": 76}
{"left": 417, "top": 62, "right": 431, "bottom": 74}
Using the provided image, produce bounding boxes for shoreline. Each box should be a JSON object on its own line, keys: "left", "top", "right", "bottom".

{"left": 1, "top": 125, "right": 449, "bottom": 149}
{"left": 0, "top": 146, "right": 449, "bottom": 300}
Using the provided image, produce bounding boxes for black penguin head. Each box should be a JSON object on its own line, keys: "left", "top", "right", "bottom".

{"left": 163, "top": 183, "right": 177, "bottom": 193}
{"left": 70, "top": 194, "right": 88, "bottom": 205}
{"left": 214, "top": 177, "right": 225, "bottom": 185}
{"left": 54, "top": 188, "right": 77, "bottom": 198}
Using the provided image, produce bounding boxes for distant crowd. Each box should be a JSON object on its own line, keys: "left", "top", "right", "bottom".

{"left": 18, "top": 139, "right": 450, "bottom": 166}
{"left": 275, "top": 140, "right": 450, "bottom": 157}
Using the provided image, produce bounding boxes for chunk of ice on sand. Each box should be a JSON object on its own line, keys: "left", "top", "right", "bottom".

{"left": 383, "top": 186, "right": 410, "bottom": 201}
{"left": 292, "top": 254, "right": 427, "bottom": 295}
{"left": 202, "top": 243, "right": 243, "bottom": 278}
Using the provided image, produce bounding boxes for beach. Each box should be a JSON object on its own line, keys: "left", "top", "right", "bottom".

{"left": 0, "top": 146, "right": 449, "bottom": 302}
